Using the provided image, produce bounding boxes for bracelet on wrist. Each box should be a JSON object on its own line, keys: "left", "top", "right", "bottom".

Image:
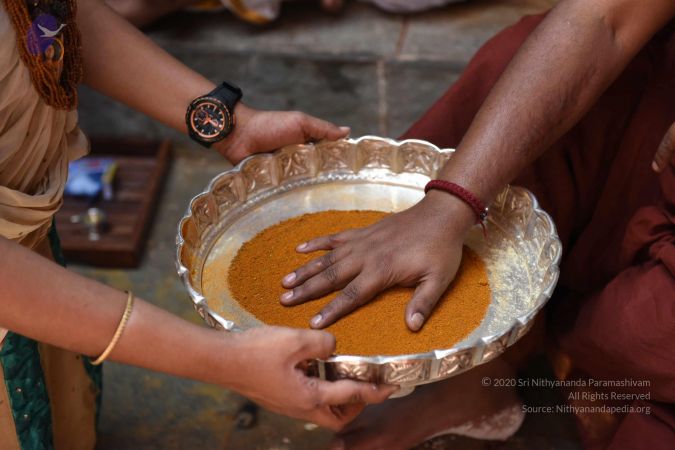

{"left": 424, "top": 180, "right": 489, "bottom": 236}
{"left": 91, "top": 290, "right": 135, "bottom": 366}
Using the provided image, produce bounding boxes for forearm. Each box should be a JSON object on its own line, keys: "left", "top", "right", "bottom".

{"left": 438, "top": 0, "right": 675, "bottom": 205}
{"left": 0, "top": 236, "right": 236, "bottom": 387}
{"left": 77, "top": 0, "right": 215, "bottom": 133}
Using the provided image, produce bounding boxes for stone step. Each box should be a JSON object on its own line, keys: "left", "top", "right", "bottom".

{"left": 77, "top": 0, "right": 553, "bottom": 143}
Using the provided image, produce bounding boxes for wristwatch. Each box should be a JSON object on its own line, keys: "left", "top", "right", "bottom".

{"left": 186, "top": 81, "right": 243, "bottom": 147}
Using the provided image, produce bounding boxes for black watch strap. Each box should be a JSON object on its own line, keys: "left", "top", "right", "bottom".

{"left": 209, "top": 81, "right": 243, "bottom": 112}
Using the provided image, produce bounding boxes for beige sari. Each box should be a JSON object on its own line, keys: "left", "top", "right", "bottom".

{"left": 0, "top": 6, "right": 97, "bottom": 450}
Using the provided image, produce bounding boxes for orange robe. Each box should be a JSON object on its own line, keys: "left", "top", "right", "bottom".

{"left": 401, "top": 13, "right": 675, "bottom": 450}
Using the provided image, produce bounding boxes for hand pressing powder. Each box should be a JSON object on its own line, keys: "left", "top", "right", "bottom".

{"left": 203, "top": 210, "right": 491, "bottom": 356}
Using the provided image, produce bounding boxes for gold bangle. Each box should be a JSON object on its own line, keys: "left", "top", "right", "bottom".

{"left": 91, "top": 291, "right": 135, "bottom": 366}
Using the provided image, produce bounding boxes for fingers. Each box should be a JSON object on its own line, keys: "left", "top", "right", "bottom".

{"left": 282, "top": 261, "right": 358, "bottom": 307}
{"left": 302, "top": 379, "right": 398, "bottom": 432}
{"left": 298, "top": 113, "right": 350, "bottom": 142}
{"left": 317, "top": 379, "right": 399, "bottom": 406}
{"left": 329, "top": 402, "right": 367, "bottom": 428}
{"left": 312, "top": 407, "right": 353, "bottom": 432}
{"left": 282, "top": 247, "right": 349, "bottom": 289}
{"left": 302, "top": 383, "right": 373, "bottom": 432}
{"left": 296, "top": 230, "right": 357, "bottom": 253}
{"left": 404, "top": 277, "right": 449, "bottom": 331}
{"left": 654, "top": 122, "right": 675, "bottom": 173}
{"left": 311, "top": 274, "right": 385, "bottom": 328}
{"left": 296, "top": 330, "right": 337, "bottom": 360}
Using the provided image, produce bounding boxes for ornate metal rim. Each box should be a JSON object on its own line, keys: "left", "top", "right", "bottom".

{"left": 175, "top": 136, "right": 562, "bottom": 386}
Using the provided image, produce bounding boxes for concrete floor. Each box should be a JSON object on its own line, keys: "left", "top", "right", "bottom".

{"left": 71, "top": 1, "right": 583, "bottom": 448}
{"left": 78, "top": 0, "right": 558, "bottom": 140}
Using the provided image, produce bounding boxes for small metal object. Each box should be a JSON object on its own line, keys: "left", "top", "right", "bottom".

{"left": 70, "top": 207, "right": 108, "bottom": 241}
{"left": 175, "top": 136, "right": 563, "bottom": 396}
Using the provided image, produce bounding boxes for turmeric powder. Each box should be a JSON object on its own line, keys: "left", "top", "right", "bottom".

{"left": 204, "top": 210, "right": 491, "bottom": 356}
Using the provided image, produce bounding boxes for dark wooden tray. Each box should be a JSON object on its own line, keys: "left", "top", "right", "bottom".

{"left": 55, "top": 139, "right": 171, "bottom": 267}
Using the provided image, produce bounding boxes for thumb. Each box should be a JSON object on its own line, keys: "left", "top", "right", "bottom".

{"left": 653, "top": 122, "right": 675, "bottom": 173}
{"left": 405, "top": 277, "right": 449, "bottom": 331}
{"left": 299, "top": 113, "right": 350, "bottom": 142}
{"left": 297, "top": 330, "right": 337, "bottom": 360}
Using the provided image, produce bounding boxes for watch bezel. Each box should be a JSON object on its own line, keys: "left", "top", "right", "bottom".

{"left": 186, "top": 96, "right": 235, "bottom": 145}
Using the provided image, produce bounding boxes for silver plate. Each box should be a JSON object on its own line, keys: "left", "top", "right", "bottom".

{"left": 176, "top": 136, "right": 562, "bottom": 394}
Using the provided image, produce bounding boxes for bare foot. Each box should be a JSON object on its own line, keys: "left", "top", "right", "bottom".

{"left": 330, "top": 358, "right": 523, "bottom": 450}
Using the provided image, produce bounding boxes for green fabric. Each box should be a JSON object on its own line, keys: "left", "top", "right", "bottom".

{"left": 0, "top": 334, "right": 53, "bottom": 450}
{"left": 0, "top": 224, "right": 103, "bottom": 450}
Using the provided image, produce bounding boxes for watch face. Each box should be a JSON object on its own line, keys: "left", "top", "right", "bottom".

{"left": 189, "top": 98, "right": 232, "bottom": 142}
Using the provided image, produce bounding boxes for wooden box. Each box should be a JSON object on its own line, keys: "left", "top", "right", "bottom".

{"left": 55, "top": 139, "right": 171, "bottom": 267}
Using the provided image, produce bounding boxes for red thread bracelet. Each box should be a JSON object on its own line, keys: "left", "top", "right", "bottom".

{"left": 424, "top": 180, "right": 489, "bottom": 235}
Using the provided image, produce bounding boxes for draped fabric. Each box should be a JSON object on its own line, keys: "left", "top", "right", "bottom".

{"left": 0, "top": 7, "right": 88, "bottom": 251}
{"left": 401, "top": 13, "right": 675, "bottom": 449}
{"left": 0, "top": 5, "right": 98, "bottom": 449}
